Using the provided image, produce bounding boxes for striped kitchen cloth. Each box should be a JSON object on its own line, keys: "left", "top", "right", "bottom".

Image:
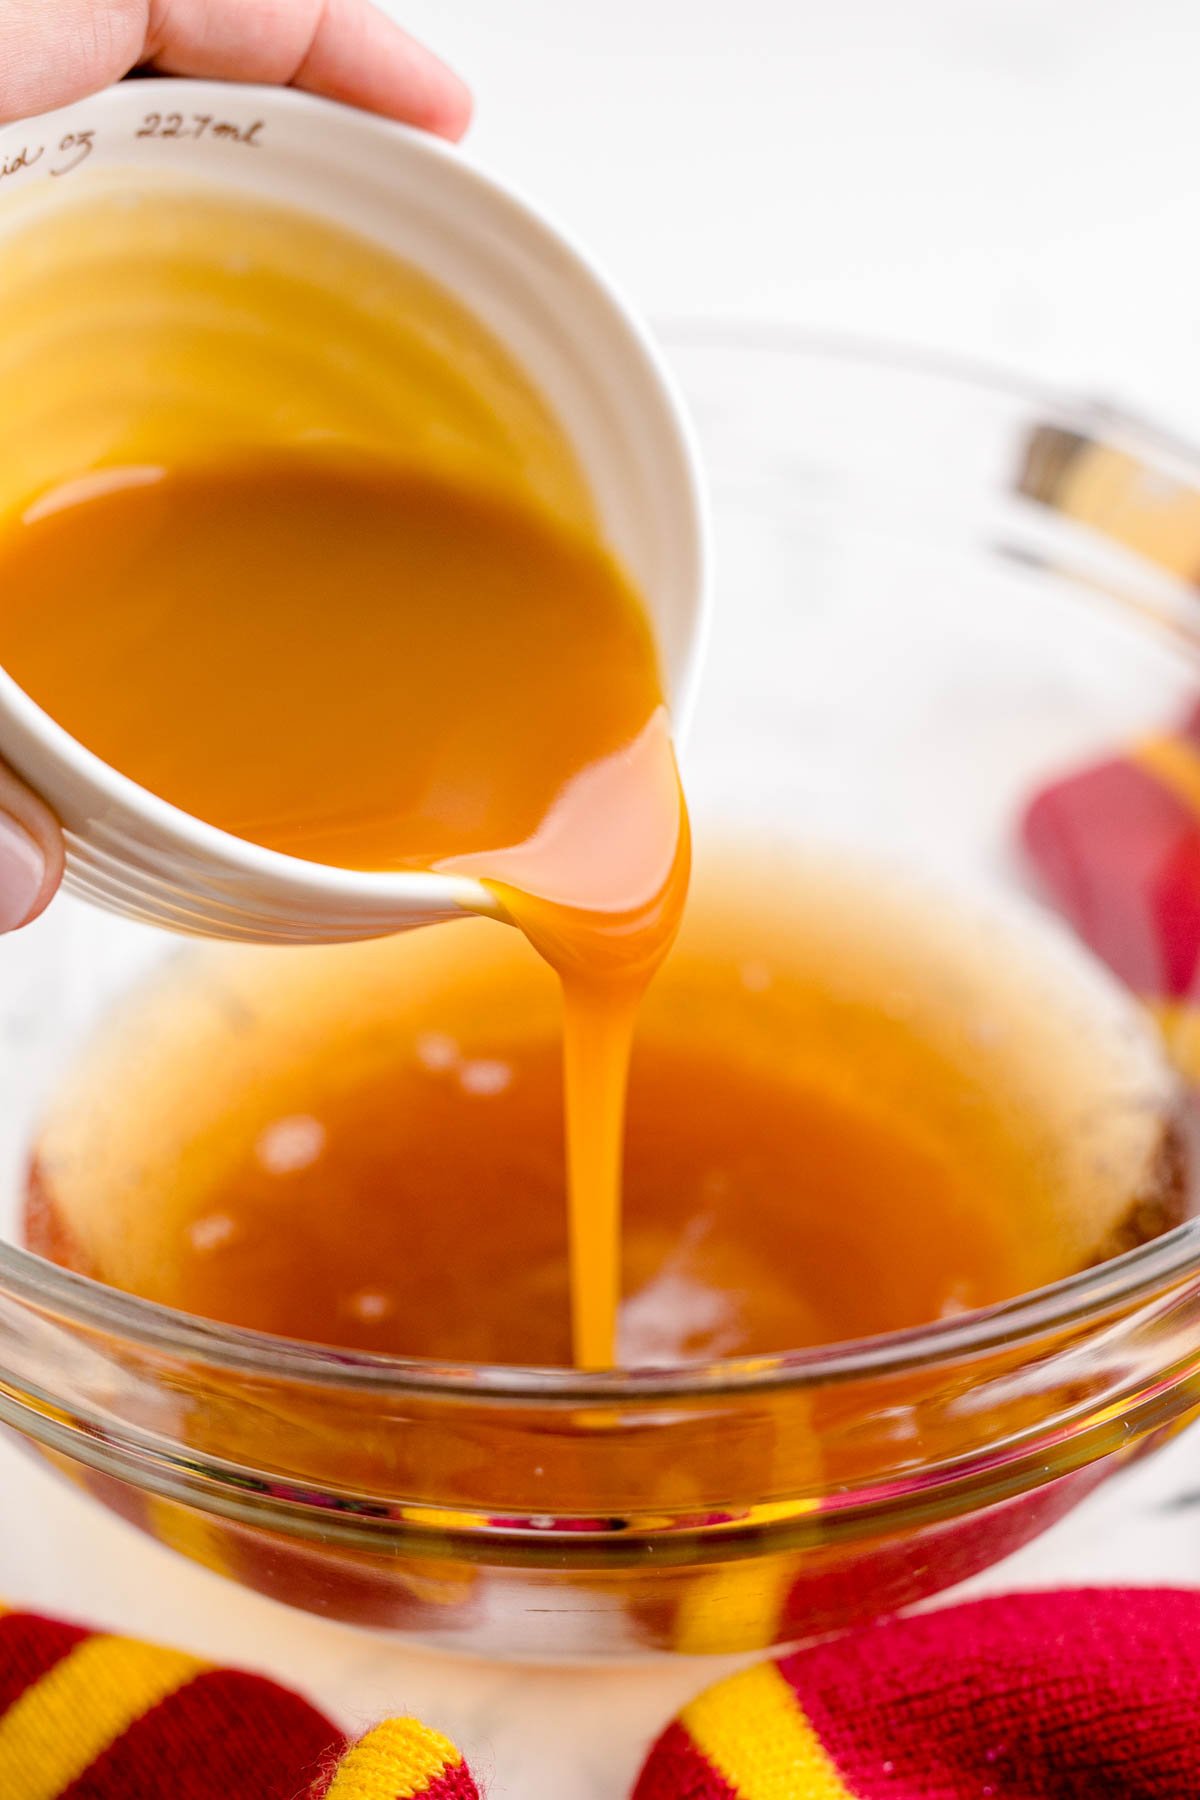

{"left": 0, "top": 1604, "right": 476, "bottom": 1799}
{"left": 635, "top": 1588, "right": 1200, "bottom": 1797}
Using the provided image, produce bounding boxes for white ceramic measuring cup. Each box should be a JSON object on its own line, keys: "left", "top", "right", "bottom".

{"left": 0, "top": 80, "right": 708, "bottom": 945}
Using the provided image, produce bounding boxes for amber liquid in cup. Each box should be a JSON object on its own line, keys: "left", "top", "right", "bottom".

{"left": 23, "top": 842, "right": 1186, "bottom": 1366}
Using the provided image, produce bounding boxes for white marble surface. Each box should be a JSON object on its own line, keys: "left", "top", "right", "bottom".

{"left": 7, "top": 5, "right": 1200, "bottom": 1796}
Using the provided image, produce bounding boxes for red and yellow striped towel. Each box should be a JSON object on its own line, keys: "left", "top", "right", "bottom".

{"left": 1023, "top": 701, "right": 1200, "bottom": 1017}
{"left": 8, "top": 1588, "right": 1200, "bottom": 1795}
{"left": 0, "top": 1606, "right": 476, "bottom": 1800}
{"left": 635, "top": 1588, "right": 1200, "bottom": 1797}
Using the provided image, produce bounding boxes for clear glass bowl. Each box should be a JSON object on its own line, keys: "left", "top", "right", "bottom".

{"left": 2, "top": 332, "right": 1200, "bottom": 1660}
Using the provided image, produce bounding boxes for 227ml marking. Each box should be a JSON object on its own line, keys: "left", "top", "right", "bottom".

{"left": 136, "top": 113, "right": 263, "bottom": 146}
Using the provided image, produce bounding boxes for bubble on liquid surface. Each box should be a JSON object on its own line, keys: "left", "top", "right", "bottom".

{"left": 416, "top": 1032, "right": 459, "bottom": 1073}
{"left": 187, "top": 1212, "right": 239, "bottom": 1253}
{"left": 344, "top": 1289, "right": 395, "bottom": 1325}
{"left": 256, "top": 1115, "right": 326, "bottom": 1175}
{"left": 740, "top": 960, "right": 772, "bottom": 993}
{"left": 459, "top": 1059, "right": 513, "bottom": 1097}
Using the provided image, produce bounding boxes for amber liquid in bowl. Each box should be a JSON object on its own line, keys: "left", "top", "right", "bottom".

{"left": 23, "top": 847, "right": 1185, "bottom": 1366}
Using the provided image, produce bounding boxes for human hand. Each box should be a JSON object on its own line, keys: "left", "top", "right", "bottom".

{"left": 0, "top": 764, "right": 62, "bottom": 931}
{"left": 0, "top": 0, "right": 471, "bottom": 137}
{"left": 0, "top": 0, "right": 470, "bottom": 931}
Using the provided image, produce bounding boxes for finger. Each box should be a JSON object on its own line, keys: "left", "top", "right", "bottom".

{"left": 0, "top": 0, "right": 147, "bottom": 121}
{"left": 145, "top": 0, "right": 473, "bottom": 140}
{"left": 0, "top": 764, "right": 63, "bottom": 931}
{"left": 0, "top": 0, "right": 472, "bottom": 140}
{"left": 290, "top": 0, "right": 473, "bottom": 141}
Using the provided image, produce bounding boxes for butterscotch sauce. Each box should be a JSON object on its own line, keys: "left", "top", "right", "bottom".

{"left": 24, "top": 852, "right": 1184, "bottom": 1365}
{"left": 0, "top": 452, "right": 688, "bottom": 1368}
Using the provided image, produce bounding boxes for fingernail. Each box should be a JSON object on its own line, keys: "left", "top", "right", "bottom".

{"left": 0, "top": 811, "right": 47, "bottom": 930}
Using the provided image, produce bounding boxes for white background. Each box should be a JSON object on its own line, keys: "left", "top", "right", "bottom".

{"left": 4, "top": 6, "right": 1200, "bottom": 1797}
{"left": 401, "top": 0, "right": 1200, "bottom": 438}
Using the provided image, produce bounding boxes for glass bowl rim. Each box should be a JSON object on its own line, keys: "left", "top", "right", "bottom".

{"left": 8, "top": 324, "right": 1200, "bottom": 1404}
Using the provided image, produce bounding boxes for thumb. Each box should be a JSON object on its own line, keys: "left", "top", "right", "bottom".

{"left": 0, "top": 763, "right": 62, "bottom": 930}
